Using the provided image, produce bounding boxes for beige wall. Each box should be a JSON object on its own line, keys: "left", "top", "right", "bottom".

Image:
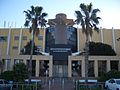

{"left": 115, "top": 29, "right": 120, "bottom": 55}
{"left": 0, "top": 28, "right": 120, "bottom": 56}
{"left": 102, "top": 29, "right": 113, "bottom": 46}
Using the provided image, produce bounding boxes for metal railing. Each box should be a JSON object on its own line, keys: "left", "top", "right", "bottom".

{"left": 75, "top": 81, "right": 105, "bottom": 90}
{"left": 0, "top": 83, "right": 42, "bottom": 90}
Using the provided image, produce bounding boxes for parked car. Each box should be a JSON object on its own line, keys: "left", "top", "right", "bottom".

{"left": 0, "top": 79, "right": 12, "bottom": 90}
{"left": 25, "top": 79, "right": 42, "bottom": 84}
{"left": 105, "top": 79, "right": 120, "bottom": 90}
{"left": 75, "top": 79, "right": 100, "bottom": 90}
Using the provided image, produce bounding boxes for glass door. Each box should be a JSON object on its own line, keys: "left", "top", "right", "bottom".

{"left": 53, "top": 65, "right": 68, "bottom": 77}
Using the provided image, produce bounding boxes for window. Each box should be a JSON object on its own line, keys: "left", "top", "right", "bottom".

{"left": 22, "top": 36, "right": 27, "bottom": 40}
{"left": 14, "top": 59, "right": 23, "bottom": 64}
{"left": 0, "top": 36, "right": 7, "bottom": 42}
{"left": 14, "top": 36, "right": 19, "bottom": 40}
{"left": 38, "top": 35, "right": 43, "bottom": 40}
{"left": 12, "top": 46, "right": 18, "bottom": 50}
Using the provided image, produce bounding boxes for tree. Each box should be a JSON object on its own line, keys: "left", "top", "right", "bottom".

{"left": 99, "top": 70, "right": 120, "bottom": 82}
{"left": 20, "top": 40, "right": 42, "bottom": 55}
{"left": 89, "top": 42, "right": 116, "bottom": 56}
{"left": 75, "top": 3, "right": 101, "bottom": 83}
{"left": 0, "top": 63, "right": 28, "bottom": 82}
{"left": 24, "top": 5, "right": 48, "bottom": 83}
{"left": 13, "top": 62, "right": 28, "bottom": 82}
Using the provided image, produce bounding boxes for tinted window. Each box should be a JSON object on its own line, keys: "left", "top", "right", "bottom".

{"left": 0, "top": 81, "right": 3, "bottom": 84}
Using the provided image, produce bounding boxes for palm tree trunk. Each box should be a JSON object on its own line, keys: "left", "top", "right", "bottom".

{"left": 85, "top": 34, "right": 89, "bottom": 85}
{"left": 28, "top": 30, "right": 34, "bottom": 84}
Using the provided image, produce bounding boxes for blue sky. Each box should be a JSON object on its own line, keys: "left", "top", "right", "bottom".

{"left": 0, "top": 0, "right": 120, "bottom": 29}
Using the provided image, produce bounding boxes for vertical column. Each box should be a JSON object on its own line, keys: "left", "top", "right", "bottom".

{"left": 10, "top": 58, "right": 14, "bottom": 70}
{"left": 118, "top": 60, "right": 120, "bottom": 71}
{"left": 7, "top": 27, "right": 11, "bottom": 55}
{"left": 18, "top": 27, "right": 23, "bottom": 54}
{"left": 89, "top": 36, "right": 92, "bottom": 42}
{"left": 23, "top": 59, "right": 27, "bottom": 65}
{"left": 77, "top": 27, "right": 80, "bottom": 51}
{"left": 112, "top": 27, "right": 116, "bottom": 52}
{"left": 68, "top": 56, "right": 72, "bottom": 77}
{"left": 81, "top": 59, "right": 85, "bottom": 77}
{"left": 5, "top": 59, "right": 8, "bottom": 71}
{"left": 100, "top": 27, "right": 104, "bottom": 43}
{"left": 49, "top": 56, "right": 53, "bottom": 77}
{"left": 94, "top": 60, "right": 98, "bottom": 77}
{"left": 107, "top": 60, "right": 111, "bottom": 72}
{"left": 35, "top": 60, "right": 39, "bottom": 77}
{"left": 43, "top": 28, "right": 46, "bottom": 52}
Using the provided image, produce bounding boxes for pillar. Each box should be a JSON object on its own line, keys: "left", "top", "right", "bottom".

{"left": 35, "top": 60, "right": 39, "bottom": 77}
{"left": 68, "top": 56, "right": 72, "bottom": 77}
{"left": 4, "top": 59, "right": 8, "bottom": 71}
{"left": 112, "top": 27, "right": 116, "bottom": 52}
{"left": 100, "top": 27, "right": 104, "bottom": 43}
{"left": 10, "top": 59, "right": 14, "bottom": 70}
{"left": 18, "top": 27, "right": 23, "bottom": 54}
{"left": 77, "top": 27, "right": 80, "bottom": 51}
{"left": 81, "top": 59, "right": 85, "bottom": 77}
{"left": 7, "top": 27, "right": 11, "bottom": 55}
{"left": 94, "top": 60, "right": 98, "bottom": 77}
{"left": 23, "top": 59, "right": 27, "bottom": 65}
{"left": 107, "top": 60, "right": 111, "bottom": 72}
{"left": 118, "top": 60, "right": 120, "bottom": 71}
{"left": 49, "top": 56, "right": 53, "bottom": 77}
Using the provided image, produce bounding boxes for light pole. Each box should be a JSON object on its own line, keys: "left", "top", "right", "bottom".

{"left": 45, "top": 69, "right": 48, "bottom": 84}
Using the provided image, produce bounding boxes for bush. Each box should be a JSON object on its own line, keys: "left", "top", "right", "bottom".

{"left": 13, "top": 62, "right": 28, "bottom": 82}
{"left": 89, "top": 42, "right": 116, "bottom": 56}
{"left": 0, "top": 71, "right": 14, "bottom": 81}
{"left": 99, "top": 70, "right": 120, "bottom": 82}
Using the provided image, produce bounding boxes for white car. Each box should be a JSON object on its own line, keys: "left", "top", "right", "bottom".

{"left": 105, "top": 79, "right": 120, "bottom": 90}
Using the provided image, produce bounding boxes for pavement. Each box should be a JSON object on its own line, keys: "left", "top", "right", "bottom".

{"left": 42, "top": 78, "right": 75, "bottom": 90}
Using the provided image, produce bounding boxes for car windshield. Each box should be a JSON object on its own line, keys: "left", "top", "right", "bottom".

{"left": 116, "top": 80, "right": 120, "bottom": 84}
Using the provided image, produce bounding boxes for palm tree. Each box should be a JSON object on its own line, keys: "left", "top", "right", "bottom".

{"left": 75, "top": 3, "right": 101, "bottom": 83}
{"left": 24, "top": 5, "right": 48, "bottom": 84}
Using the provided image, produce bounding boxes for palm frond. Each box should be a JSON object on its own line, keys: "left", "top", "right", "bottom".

{"left": 35, "top": 6, "right": 43, "bottom": 16}
{"left": 31, "top": 6, "right": 35, "bottom": 15}
{"left": 80, "top": 3, "right": 88, "bottom": 16}
{"left": 92, "top": 9, "right": 100, "bottom": 14}
{"left": 88, "top": 3, "right": 92, "bottom": 13}
{"left": 81, "top": 19, "right": 86, "bottom": 31}
{"left": 41, "top": 13, "right": 48, "bottom": 18}
{"left": 75, "top": 11, "right": 83, "bottom": 24}
{"left": 93, "top": 24, "right": 99, "bottom": 32}
{"left": 24, "top": 20, "right": 30, "bottom": 27}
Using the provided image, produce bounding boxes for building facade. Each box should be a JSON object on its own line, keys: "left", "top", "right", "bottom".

{"left": 0, "top": 13, "right": 120, "bottom": 78}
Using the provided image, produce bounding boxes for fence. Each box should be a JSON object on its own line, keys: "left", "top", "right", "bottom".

{"left": 75, "top": 81, "right": 105, "bottom": 90}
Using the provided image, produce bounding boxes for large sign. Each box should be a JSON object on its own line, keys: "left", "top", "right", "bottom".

{"left": 50, "top": 44, "right": 72, "bottom": 61}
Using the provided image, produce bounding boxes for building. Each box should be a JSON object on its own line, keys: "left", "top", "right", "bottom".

{"left": 0, "top": 13, "right": 120, "bottom": 78}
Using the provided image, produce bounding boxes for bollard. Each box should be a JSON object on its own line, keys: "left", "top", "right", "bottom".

{"left": 76, "top": 80, "right": 78, "bottom": 90}
{"left": 62, "top": 79, "right": 64, "bottom": 90}
{"left": 49, "top": 80, "right": 51, "bottom": 90}
{"left": 52, "top": 79, "right": 54, "bottom": 86}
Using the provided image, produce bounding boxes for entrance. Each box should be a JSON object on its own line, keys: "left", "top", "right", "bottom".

{"left": 53, "top": 65, "right": 68, "bottom": 77}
